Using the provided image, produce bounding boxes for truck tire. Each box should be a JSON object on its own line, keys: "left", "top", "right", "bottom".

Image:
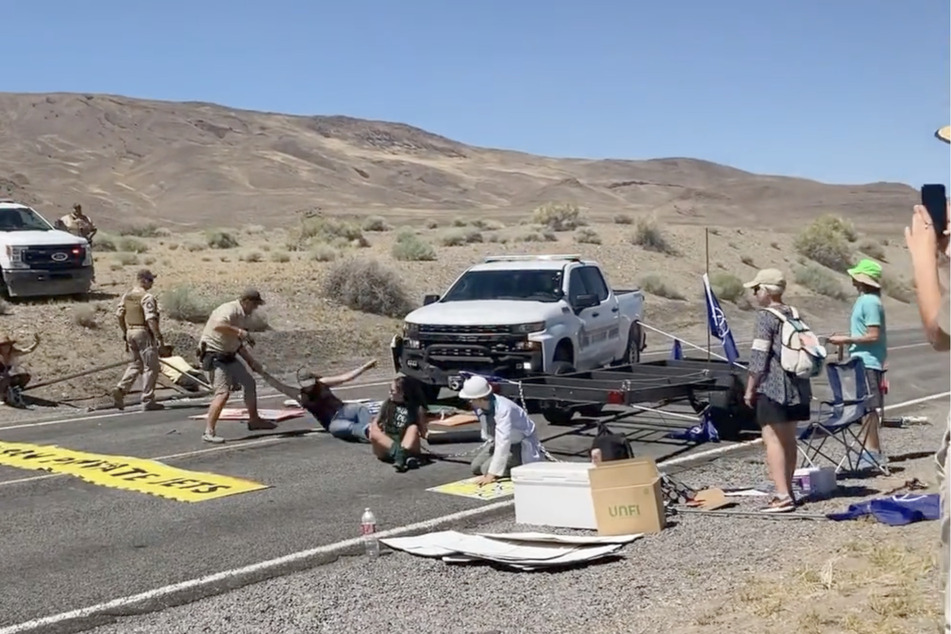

{"left": 612, "top": 323, "right": 642, "bottom": 368}
{"left": 540, "top": 361, "right": 579, "bottom": 426}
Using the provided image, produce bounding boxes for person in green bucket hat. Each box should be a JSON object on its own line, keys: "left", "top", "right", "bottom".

{"left": 827, "top": 257, "right": 888, "bottom": 469}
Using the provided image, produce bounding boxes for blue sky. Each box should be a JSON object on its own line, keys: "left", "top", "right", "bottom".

{"left": 5, "top": 0, "right": 949, "bottom": 186}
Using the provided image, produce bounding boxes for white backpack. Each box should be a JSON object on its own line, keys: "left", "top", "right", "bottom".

{"left": 764, "top": 306, "right": 827, "bottom": 379}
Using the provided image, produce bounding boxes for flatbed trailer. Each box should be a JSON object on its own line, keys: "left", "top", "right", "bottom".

{"left": 492, "top": 356, "right": 757, "bottom": 440}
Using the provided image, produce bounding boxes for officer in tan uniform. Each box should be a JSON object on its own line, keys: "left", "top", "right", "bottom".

{"left": 59, "top": 203, "right": 98, "bottom": 244}
{"left": 197, "top": 288, "right": 275, "bottom": 443}
{"left": 111, "top": 269, "right": 165, "bottom": 411}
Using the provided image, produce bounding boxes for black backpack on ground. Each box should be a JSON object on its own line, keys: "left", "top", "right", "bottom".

{"left": 591, "top": 422, "right": 634, "bottom": 462}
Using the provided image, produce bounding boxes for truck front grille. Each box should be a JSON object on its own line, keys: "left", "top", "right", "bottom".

{"left": 23, "top": 245, "right": 85, "bottom": 270}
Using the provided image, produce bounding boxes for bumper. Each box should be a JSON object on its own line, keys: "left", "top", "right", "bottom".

{"left": 391, "top": 335, "right": 544, "bottom": 390}
{"left": 3, "top": 266, "right": 95, "bottom": 298}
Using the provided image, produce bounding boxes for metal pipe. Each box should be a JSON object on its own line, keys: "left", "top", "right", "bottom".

{"left": 23, "top": 360, "right": 128, "bottom": 392}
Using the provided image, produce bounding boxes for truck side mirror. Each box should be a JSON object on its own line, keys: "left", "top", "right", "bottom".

{"left": 573, "top": 293, "right": 600, "bottom": 312}
{"left": 423, "top": 294, "right": 440, "bottom": 306}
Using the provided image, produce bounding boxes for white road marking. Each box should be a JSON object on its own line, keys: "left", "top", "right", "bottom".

{"left": 2, "top": 389, "right": 946, "bottom": 634}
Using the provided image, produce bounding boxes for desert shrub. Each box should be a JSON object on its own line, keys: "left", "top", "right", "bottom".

{"left": 451, "top": 218, "right": 468, "bottom": 227}
{"left": 880, "top": 275, "right": 913, "bottom": 303}
{"left": 310, "top": 245, "right": 339, "bottom": 262}
{"left": 161, "top": 285, "right": 220, "bottom": 323}
{"left": 243, "top": 224, "right": 266, "bottom": 235}
{"left": 240, "top": 251, "right": 263, "bottom": 263}
{"left": 295, "top": 217, "right": 367, "bottom": 247}
{"left": 184, "top": 242, "right": 205, "bottom": 252}
{"left": 392, "top": 232, "right": 436, "bottom": 261}
{"left": 116, "top": 236, "right": 149, "bottom": 253}
{"left": 115, "top": 252, "right": 139, "bottom": 266}
{"left": 93, "top": 234, "right": 118, "bottom": 252}
{"left": 711, "top": 272, "right": 745, "bottom": 303}
{"left": 514, "top": 228, "right": 558, "bottom": 243}
{"left": 322, "top": 257, "right": 414, "bottom": 317}
{"left": 794, "top": 215, "right": 855, "bottom": 271}
{"left": 439, "top": 228, "right": 483, "bottom": 247}
{"left": 794, "top": 264, "right": 848, "bottom": 300}
{"left": 206, "top": 230, "right": 239, "bottom": 249}
{"left": 142, "top": 256, "right": 156, "bottom": 265}
{"left": 70, "top": 305, "right": 99, "bottom": 329}
{"left": 639, "top": 274, "right": 685, "bottom": 300}
{"left": 613, "top": 214, "right": 633, "bottom": 225}
{"left": 425, "top": 219, "right": 439, "bottom": 229}
{"left": 859, "top": 239, "right": 888, "bottom": 262}
{"left": 630, "top": 218, "right": 676, "bottom": 255}
{"left": 117, "top": 223, "right": 166, "bottom": 238}
{"left": 469, "top": 218, "right": 505, "bottom": 231}
{"left": 740, "top": 255, "right": 755, "bottom": 267}
{"left": 531, "top": 202, "right": 585, "bottom": 231}
{"left": 574, "top": 227, "right": 602, "bottom": 245}
{"left": 270, "top": 250, "right": 291, "bottom": 263}
{"left": 362, "top": 216, "right": 391, "bottom": 232}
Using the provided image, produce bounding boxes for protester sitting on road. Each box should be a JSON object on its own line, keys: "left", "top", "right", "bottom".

{"left": 197, "top": 289, "right": 274, "bottom": 444}
{"left": 456, "top": 375, "right": 544, "bottom": 486}
{"left": 742, "top": 268, "right": 813, "bottom": 513}
{"left": 368, "top": 374, "right": 429, "bottom": 472}
{"left": 0, "top": 332, "right": 40, "bottom": 408}
{"left": 258, "top": 360, "right": 379, "bottom": 442}
{"left": 827, "top": 258, "right": 888, "bottom": 469}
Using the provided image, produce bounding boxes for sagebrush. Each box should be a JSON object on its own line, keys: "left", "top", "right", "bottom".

{"left": 322, "top": 257, "right": 414, "bottom": 317}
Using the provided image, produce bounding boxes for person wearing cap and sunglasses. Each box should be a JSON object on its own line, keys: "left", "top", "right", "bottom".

{"left": 197, "top": 289, "right": 275, "bottom": 443}
{"left": 826, "top": 259, "right": 888, "bottom": 470}
{"left": 743, "top": 268, "right": 813, "bottom": 513}
{"left": 111, "top": 268, "right": 166, "bottom": 412}
{"left": 912, "top": 124, "right": 951, "bottom": 633}
{"left": 456, "top": 375, "right": 544, "bottom": 486}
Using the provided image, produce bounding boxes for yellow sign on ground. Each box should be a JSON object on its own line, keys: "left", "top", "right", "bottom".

{"left": 0, "top": 441, "right": 269, "bottom": 502}
{"left": 427, "top": 476, "right": 515, "bottom": 501}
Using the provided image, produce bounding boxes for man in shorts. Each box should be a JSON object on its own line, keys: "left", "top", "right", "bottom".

{"left": 197, "top": 288, "right": 275, "bottom": 443}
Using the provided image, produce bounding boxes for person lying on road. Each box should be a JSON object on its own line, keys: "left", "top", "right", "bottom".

{"left": 258, "top": 359, "right": 378, "bottom": 442}
{"left": 456, "top": 375, "right": 544, "bottom": 486}
{"left": 368, "top": 374, "right": 429, "bottom": 472}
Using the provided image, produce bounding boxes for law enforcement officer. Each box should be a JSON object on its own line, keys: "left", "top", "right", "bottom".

{"left": 197, "top": 288, "right": 275, "bottom": 443}
{"left": 111, "top": 269, "right": 165, "bottom": 411}
{"left": 59, "top": 203, "right": 98, "bottom": 244}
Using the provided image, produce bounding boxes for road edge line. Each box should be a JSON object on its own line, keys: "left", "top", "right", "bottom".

{"left": 1, "top": 390, "right": 947, "bottom": 634}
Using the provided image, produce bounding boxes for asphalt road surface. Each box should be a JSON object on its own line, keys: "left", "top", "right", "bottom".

{"left": 0, "top": 327, "right": 945, "bottom": 630}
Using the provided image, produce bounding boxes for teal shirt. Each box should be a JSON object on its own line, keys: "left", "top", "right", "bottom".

{"left": 848, "top": 293, "right": 887, "bottom": 370}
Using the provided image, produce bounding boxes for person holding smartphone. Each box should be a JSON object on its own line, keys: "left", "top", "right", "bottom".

{"left": 908, "top": 124, "right": 950, "bottom": 634}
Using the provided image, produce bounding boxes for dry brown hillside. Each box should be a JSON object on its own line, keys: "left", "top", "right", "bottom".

{"left": 0, "top": 92, "right": 917, "bottom": 231}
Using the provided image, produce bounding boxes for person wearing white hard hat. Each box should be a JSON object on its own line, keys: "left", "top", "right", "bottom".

{"left": 457, "top": 375, "right": 543, "bottom": 486}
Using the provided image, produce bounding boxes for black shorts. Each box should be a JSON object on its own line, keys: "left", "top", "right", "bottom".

{"left": 756, "top": 395, "right": 811, "bottom": 425}
{"left": 865, "top": 369, "right": 884, "bottom": 410}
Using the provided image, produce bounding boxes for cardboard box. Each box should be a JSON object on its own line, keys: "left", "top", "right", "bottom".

{"left": 587, "top": 457, "right": 666, "bottom": 535}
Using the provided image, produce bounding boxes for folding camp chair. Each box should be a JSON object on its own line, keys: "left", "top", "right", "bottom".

{"left": 796, "top": 357, "right": 890, "bottom": 476}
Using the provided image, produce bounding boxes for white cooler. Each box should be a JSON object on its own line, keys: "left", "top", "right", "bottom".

{"left": 510, "top": 461, "right": 597, "bottom": 530}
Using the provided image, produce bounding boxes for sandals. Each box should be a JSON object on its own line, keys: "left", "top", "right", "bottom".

{"left": 760, "top": 494, "right": 796, "bottom": 513}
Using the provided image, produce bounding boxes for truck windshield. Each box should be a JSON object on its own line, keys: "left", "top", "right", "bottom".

{"left": 0, "top": 207, "right": 53, "bottom": 232}
{"left": 441, "top": 270, "right": 564, "bottom": 303}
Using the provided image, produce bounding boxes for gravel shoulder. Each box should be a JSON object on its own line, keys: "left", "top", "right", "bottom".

{"left": 87, "top": 401, "right": 949, "bottom": 634}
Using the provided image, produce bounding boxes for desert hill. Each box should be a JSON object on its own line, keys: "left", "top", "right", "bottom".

{"left": 0, "top": 92, "right": 916, "bottom": 231}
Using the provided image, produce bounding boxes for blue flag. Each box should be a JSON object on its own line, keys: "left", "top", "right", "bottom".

{"left": 826, "top": 493, "right": 940, "bottom": 525}
{"left": 670, "top": 339, "right": 683, "bottom": 360}
{"left": 702, "top": 273, "right": 740, "bottom": 365}
{"left": 666, "top": 407, "right": 720, "bottom": 444}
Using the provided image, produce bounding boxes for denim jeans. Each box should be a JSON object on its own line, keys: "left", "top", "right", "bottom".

{"left": 327, "top": 402, "right": 372, "bottom": 443}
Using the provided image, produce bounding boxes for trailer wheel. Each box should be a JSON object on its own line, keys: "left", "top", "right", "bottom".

{"left": 539, "top": 361, "right": 577, "bottom": 426}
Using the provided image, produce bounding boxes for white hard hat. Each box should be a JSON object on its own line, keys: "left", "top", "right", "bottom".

{"left": 458, "top": 375, "right": 493, "bottom": 400}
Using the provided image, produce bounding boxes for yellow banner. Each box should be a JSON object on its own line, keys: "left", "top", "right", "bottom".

{"left": 427, "top": 476, "right": 514, "bottom": 501}
{"left": 0, "top": 441, "right": 269, "bottom": 502}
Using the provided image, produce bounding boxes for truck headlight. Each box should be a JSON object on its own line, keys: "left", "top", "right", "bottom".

{"left": 5, "top": 245, "right": 27, "bottom": 269}
{"left": 512, "top": 321, "right": 545, "bottom": 334}
{"left": 403, "top": 322, "right": 421, "bottom": 337}
{"left": 80, "top": 244, "right": 92, "bottom": 266}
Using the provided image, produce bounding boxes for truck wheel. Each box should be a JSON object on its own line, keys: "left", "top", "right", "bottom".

{"left": 624, "top": 324, "right": 642, "bottom": 366}
{"left": 540, "top": 361, "right": 578, "bottom": 426}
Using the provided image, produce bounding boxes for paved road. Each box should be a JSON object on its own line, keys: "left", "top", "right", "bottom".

{"left": 0, "top": 327, "right": 945, "bottom": 629}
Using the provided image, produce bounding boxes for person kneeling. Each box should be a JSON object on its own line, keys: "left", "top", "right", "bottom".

{"left": 368, "top": 375, "right": 429, "bottom": 472}
{"left": 457, "top": 375, "right": 544, "bottom": 486}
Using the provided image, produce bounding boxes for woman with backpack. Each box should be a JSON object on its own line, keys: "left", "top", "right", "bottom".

{"left": 742, "top": 268, "right": 814, "bottom": 513}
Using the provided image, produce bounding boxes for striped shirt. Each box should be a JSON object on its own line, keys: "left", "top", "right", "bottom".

{"left": 748, "top": 304, "right": 812, "bottom": 406}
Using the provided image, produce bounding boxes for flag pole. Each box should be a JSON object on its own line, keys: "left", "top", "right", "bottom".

{"left": 705, "top": 227, "right": 711, "bottom": 362}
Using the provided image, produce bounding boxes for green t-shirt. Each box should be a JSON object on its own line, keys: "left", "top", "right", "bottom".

{"left": 382, "top": 403, "right": 418, "bottom": 437}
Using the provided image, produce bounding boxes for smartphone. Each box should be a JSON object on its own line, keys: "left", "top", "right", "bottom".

{"left": 921, "top": 184, "right": 948, "bottom": 236}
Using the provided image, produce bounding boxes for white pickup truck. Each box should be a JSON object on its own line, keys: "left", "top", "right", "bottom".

{"left": 391, "top": 254, "right": 646, "bottom": 421}
{"left": 0, "top": 200, "right": 95, "bottom": 298}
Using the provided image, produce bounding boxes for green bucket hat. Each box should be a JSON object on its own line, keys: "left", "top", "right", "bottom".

{"left": 847, "top": 258, "right": 882, "bottom": 288}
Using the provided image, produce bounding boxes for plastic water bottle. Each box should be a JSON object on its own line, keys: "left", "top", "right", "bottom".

{"left": 361, "top": 508, "right": 379, "bottom": 557}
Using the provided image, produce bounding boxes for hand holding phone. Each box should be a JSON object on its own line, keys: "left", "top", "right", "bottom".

{"left": 920, "top": 184, "right": 948, "bottom": 237}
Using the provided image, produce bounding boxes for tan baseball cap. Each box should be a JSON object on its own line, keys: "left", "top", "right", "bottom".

{"left": 743, "top": 268, "right": 786, "bottom": 289}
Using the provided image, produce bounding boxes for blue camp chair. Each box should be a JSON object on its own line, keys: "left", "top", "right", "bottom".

{"left": 796, "top": 357, "right": 890, "bottom": 476}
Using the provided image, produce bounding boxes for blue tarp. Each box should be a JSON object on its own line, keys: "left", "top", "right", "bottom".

{"left": 826, "top": 493, "right": 940, "bottom": 525}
